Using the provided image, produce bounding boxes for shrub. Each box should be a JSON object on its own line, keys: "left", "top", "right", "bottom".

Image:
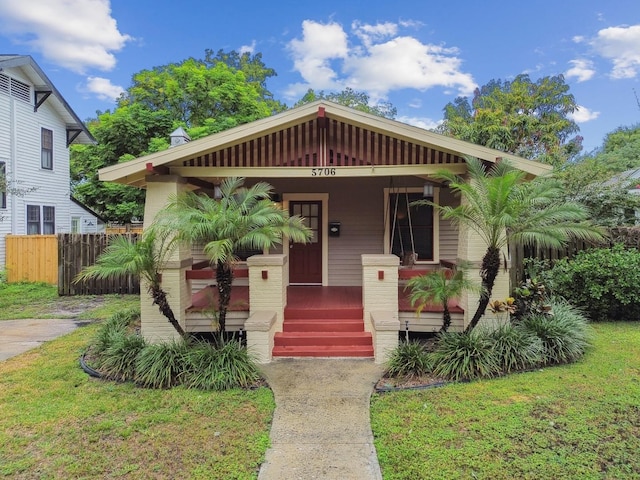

{"left": 182, "top": 339, "right": 260, "bottom": 390}
{"left": 92, "top": 307, "right": 141, "bottom": 357}
{"left": 546, "top": 244, "right": 640, "bottom": 321}
{"left": 385, "top": 340, "right": 432, "bottom": 378}
{"left": 520, "top": 299, "right": 592, "bottom": 364}
{"left": 98, "top": 331, "right": 147, "bottom": 381}
{"left": 135, "top": 340, "right": 191, "bottom": 389}
{"left": 431, "top": 330, "right": 500, "bottom": 381}
{"left": 490, "top": 324, "right": 543, "bottom": 372}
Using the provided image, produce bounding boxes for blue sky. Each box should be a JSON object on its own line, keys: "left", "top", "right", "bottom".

{"left": 0, "top": 0, "right": 639, "bottom": 153}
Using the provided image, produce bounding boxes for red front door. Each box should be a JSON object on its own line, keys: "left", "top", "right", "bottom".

{"left": 289, "top": 201, "right": 322, "bottom": 284}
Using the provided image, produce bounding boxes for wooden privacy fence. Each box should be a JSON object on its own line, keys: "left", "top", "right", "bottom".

{"left": 6, "top": 235, "right": 58, "bottom": 284}
{"left": 58, "top": 233, "right": 140, "bottom": 295}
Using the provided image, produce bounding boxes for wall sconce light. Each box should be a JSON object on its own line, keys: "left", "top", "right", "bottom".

{"left": 423, "top": 182, "right": 434, "bottom": 198}
{"left": 214, "top": 184, "right": 222, "bottom": 199}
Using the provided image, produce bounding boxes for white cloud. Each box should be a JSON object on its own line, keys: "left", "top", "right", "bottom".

{"left": 84, "top": 76, "right": 124, "bottom": 101}
{"left": 589, "top": 24, "right": 640, "bottom": 79}
{"left": 287, "top": 20, "right": 348, "bottom": 93}
{"left": 568, "top": 105, "right": 600, "bottom": 123}
{"left": 397, "top": 115, "right": 441, "bottom": 131}
{"left": 0, "top": 0, "right": 131, "bottom": 73}
{"left": 239, "top": 40, "right": 256, "bottom": 55}
{"left": 286, "top": 20, "right": 476, "bottom": 101}
{"left": 565, "top": 59, "right": 596, "bottom": 82}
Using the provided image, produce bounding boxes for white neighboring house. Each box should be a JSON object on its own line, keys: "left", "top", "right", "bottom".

{"left": 69, "top": 196, "right": 106, "bottom": 233}
{"left": 0, "top": 54, "right": 95, "bottom": 266}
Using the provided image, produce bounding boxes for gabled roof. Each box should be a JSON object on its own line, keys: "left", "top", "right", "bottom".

{"left": 100, "top": 100, "right": 551, "bottom": 187}
{"left": 70, "top": 196, "right": 107, "bottom": 222}
{"left": 0, "top": 55, "right": 95, "bottom": 145}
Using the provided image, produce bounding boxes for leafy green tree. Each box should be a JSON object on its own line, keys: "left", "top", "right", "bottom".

{"left": 204, "top": 49, "right": 286, "bottom": 114}
{"left": 295, "top": 87, "right": 397, "bottom": 119}
{"left": 556, "top": 124, "right": 640, "bottom": 227}
{"left": 71, "top": 104, "right": 173, "bottom": 222}
{"left": 125, "top": 58, "right": 272, "bottom": 127}
{"left": 406, "top": 262, "right": 479, "bottom": 332}
{"left": 416, "top": 157, "right": 602, "bottom": 333}
{"left": 75, "top": 230, "right": 185, "bottom": 336}
{"left": 439, "top": 74, "right": 581, "bottom": 166}
{"left": 156, "top": 177, "right": 312, "bottom": 333}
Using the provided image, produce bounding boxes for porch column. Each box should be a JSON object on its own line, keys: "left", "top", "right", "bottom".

{"left": 457, "top": 222, "right": 511, "bottom": 330}
{"left": 362, "top": 254, "right": 400, "bottom": 364}
{"left": 141, "top": 175, "right": 192, "bottom": 343}
{"left": 246, "top": 254, "right": 288, "bottom": 363}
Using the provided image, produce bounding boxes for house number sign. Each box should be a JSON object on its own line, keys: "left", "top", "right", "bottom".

{"left": 310, "top": 168, "right": 336, "bottom": 176}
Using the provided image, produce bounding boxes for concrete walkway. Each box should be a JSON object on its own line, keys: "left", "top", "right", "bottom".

{"left": 0, "top": 318, "right": 80, "bottom": 361}
{"left": 258, "top": 358, "right": 385, "bottom": 480}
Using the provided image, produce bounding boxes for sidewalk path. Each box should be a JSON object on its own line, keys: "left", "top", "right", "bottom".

{"left": 258, "top": 358, "right": 384, "bottom": 480}
{"left": 0, "top": 318, "right": 80, "bottom": 361}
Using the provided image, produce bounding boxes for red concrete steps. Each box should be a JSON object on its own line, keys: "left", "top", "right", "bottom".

{"left": 272, "top": 306, "right": 373, "bottom": 358}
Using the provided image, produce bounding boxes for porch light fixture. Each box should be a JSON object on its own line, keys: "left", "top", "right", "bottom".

{"left": 423, "top": 182, "right": 434, "bottom": 198}
{"left": 213, "top": 184, "right": 222, "bottom": 199}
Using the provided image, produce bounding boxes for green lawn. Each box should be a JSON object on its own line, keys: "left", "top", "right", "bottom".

{"left": 0, "top": 323, "right": 274, "bottom": 479}
{"left": 371, "top": 322, "right": 640, "bottom": 479}
{"left": 0, "top": 281, "right": 139, "bottom": 320}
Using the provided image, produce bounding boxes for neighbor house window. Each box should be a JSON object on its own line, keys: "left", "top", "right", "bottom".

{"left": 27, "top": 205, "right": 55, "bottom": 234}
{"left": 27, "top": 205, "right": 41, "bottom": 234}
{"left": 0, "top": 161, "right": 6, "bottom": 209}
{"left": 43, "top": 206, "right": 55, "bottom": 234}
{"left": 41, "top": 128, "right": 53, "bottom": 170}
{"left": 71, "top": 217, "right": 80, "bottom": 233}
{"left": 385, "top": 188, "right": 438, "bottom": 263}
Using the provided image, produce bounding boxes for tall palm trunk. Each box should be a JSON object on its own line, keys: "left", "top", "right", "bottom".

{"left": 215, "top": 262, "right": 234, "bottom": 333}
{"left": 149, "top": 284, "right": 186, "bottom": 336}
{"left": 441, "top": 305, "right": 452, "bottom": 332}
{"left": 465, "top": 245, "right": 501, "bottom": 333}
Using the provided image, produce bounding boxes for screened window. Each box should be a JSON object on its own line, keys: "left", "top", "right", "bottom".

{"left": 71, "top": 217, "right": 80, "bottom": 233}
{"left": 41, "top": 128, "right": 53, "bottom": 170}
{"left": 389, "top": 192, "right": 434, "bottom": 262}
{"left": 0, "top": 161, "right": 6, "bottom": 209}
{"left": 43, "top": 206, "right": 55, "bottom": 234}
{"left": 26, "top": 205, "right": 55, "bottom": 234}
{"left": 27, "top": 205, "right": 41, "bottom": 234}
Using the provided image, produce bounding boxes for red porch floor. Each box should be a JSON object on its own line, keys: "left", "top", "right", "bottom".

{"left": 188, "top": 285, "right": 461, "bottom": 313}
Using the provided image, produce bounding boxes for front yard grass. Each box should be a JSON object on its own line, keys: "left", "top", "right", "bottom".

{"left": 0, "top": 281, "right": 139, "bottom": 320}
{"left": 371, "top": 322, "right": 640, "bottom": 479}
{"left": 0, "top": 323, "right": 274, "bottom": 479}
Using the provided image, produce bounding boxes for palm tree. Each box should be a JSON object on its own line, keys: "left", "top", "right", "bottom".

{"left": 156, "top": 177, "right": 312, "bottom": 333}
{"left": 406, "top": 262, "right": 479, "bottom": 332}
{"left": 415, "top": 157, "right": 603, "bottom": 333}
{"left": 75, "top": 229, "right": 186, "bottom": 336}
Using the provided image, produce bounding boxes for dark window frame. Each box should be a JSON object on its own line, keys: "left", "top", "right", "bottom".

{"left": 0, "top": 161, "right": 6, "bottom": 209}
{"left": 41, "top": 128, "right": 53, "bottom": 170}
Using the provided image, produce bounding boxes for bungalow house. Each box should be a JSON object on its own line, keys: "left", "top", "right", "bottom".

{"left": 99, "top": 101, "right": 551, "bottom": 363}
{"left": 0, "top": 55, "right": 95, "bottom": 266}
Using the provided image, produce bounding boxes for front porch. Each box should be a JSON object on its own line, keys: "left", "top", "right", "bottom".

{"left": 186, "top": 284, "right": 465, "bottom": 334}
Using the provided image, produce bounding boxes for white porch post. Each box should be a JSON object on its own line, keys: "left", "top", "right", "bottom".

{"left": 140, "top": 175, "right": 192, "bottom": 343}
{"left": 362, "top": 254, "right": 400, "bottom": 364}
{"left": 245, "top": 254, "right": 288, "bottom": 363}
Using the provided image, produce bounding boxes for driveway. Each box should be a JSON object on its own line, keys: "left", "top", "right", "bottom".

{"left": 0, "top": 318, "right": 80, "bottom": 361}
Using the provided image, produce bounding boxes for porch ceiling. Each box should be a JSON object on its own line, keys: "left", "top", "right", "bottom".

{"left": 99, "top": 100, "right": 551, "bottom": 189}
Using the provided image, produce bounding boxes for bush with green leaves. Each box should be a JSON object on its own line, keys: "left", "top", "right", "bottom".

{"left": 520, "top": 299, "right": 592, "bottom": 364}
{"left": 182, "top": 339, "right": 261, "bottom": 390}
{"left": 385, "top": 340, "right": 432, "bottom": 378}
{"left": 87, "top": 309, "right": 260, "bottom": 390}
{"left": 489, "top": 324, "right": 543, "bottom": 372}
{"left": 431, "top": 330, "right": 501, "bottom": 381}
{"left": 546, "top": 244, "right": 640, "bottom": 321}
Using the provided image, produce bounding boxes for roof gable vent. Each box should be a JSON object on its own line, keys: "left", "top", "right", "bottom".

{"left": 170, "top": 127, "right": 191, "bottom": 147}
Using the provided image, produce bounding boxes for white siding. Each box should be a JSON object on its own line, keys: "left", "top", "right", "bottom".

{"left": 0, "top": 64, "right": 75, "bottom": 266}
{"left": 68, "top": 201, "right": 105, "bottom": 233}
{"left": 438, "top": 187, "right": 460, "bottom": 260}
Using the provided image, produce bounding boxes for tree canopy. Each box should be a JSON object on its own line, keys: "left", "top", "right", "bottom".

{"left": 438, "top": 74, "right": 582, "bottom": 166}
{"left": 71, "top": 50, "right": 280, "bottom": 223}
{"left": 295, "top": 87, "right": 397, "bottom": 119}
